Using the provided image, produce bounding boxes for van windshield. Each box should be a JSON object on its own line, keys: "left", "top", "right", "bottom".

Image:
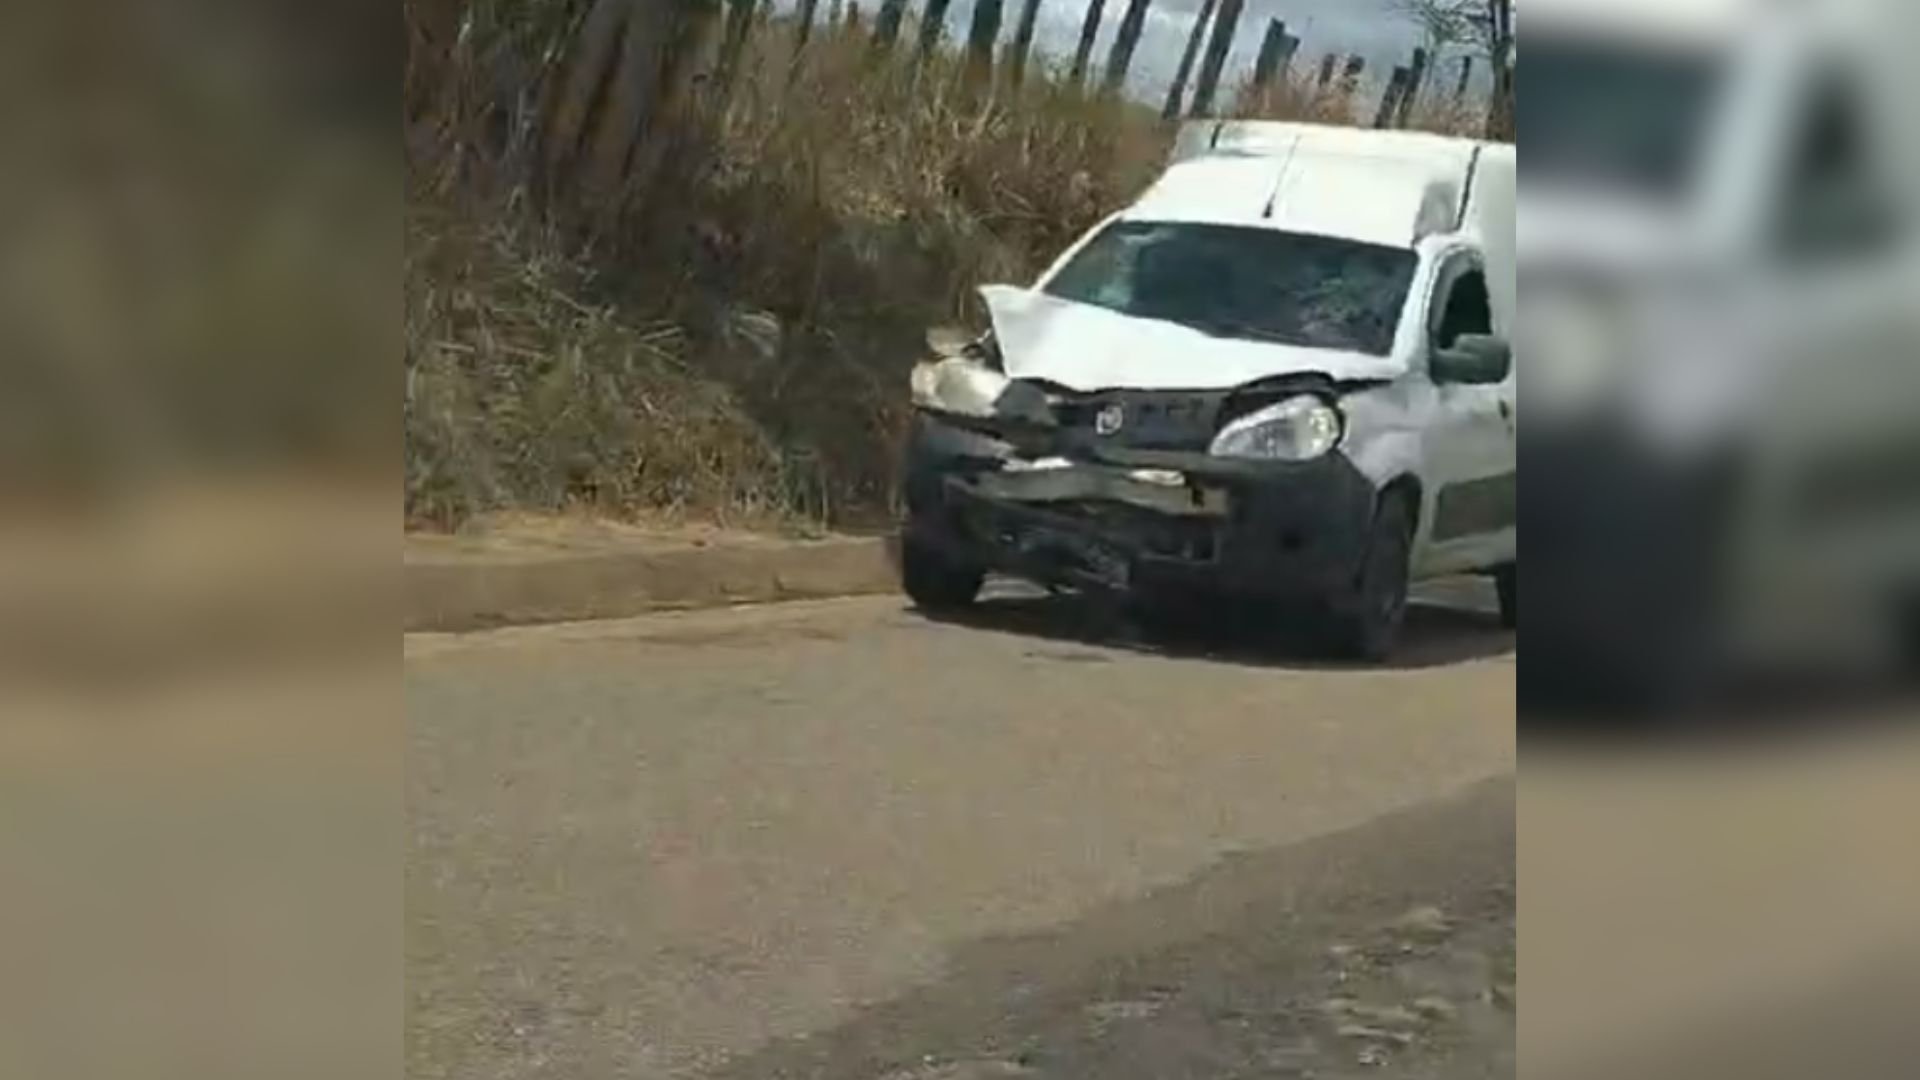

{"left": 1041, "top": 221, "right": 1416, "bottom": 357}
{"left": 1521, "top": 35, "right": 1723, "bottom": 197}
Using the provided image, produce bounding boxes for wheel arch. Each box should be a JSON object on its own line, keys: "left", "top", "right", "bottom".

{"left": 1380, "top": 472, "right": 1425, "bottom": 530}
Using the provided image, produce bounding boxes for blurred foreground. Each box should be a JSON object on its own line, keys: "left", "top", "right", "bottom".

{"left": 1524, "top": 721, "right": 1920, "bottom": 1080}
{"left": 1, "top": 2, "right": 394, "bottom": 1079}
{"left": 1523, "top": 2, "right": 1920, "bottom": 1078}
{"left": 3, "top": 0, "right": 1918, "bottom": 1078}
{"left": 1521, "top": 0, "right": 1920, "bottom": 715}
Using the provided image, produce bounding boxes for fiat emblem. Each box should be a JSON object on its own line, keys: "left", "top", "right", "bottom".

{"left": 1094, "top": 403, "right": 1126, "bottom": 436}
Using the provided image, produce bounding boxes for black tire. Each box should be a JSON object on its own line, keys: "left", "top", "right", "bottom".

{"left": 1895, "top": 593, "right": 1920, "bottom": 679}
{"left": 1495, "top": 563, "right": 1517, "bottom": 630}
{"left": 899, "top": 534, "right": 984, "bottom": 612}
{"left": 1321, "top": 490, "right": 1415, "bottom": 662}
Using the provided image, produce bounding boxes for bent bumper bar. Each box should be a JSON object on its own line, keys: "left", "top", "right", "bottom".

{"left": 904, "top": 417, "right": 1377, "bottom": 599}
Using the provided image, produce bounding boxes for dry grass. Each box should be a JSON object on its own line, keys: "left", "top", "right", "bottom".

{"left": 405, "top": 15, "right": 1169, "bottom": 530}
{"left": 404, "top": 205, "right": 800, "bottom": 531}
{"left": 1231, "top": 70, "right": 1489, "bottom": 137}
{"left": 403, "top": 7, "right": 1493, "bottom": 531}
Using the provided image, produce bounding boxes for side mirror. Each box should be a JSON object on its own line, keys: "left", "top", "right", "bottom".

{"left": 1430, "top": 334, "right": 1512, "bottom": 385}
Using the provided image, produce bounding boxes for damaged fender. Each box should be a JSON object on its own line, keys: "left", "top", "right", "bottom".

{"left": 1338, "top": 381, "right": 1430, "bottom": 502}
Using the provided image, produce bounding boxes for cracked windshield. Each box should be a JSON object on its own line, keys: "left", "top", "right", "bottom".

{"left": 1044, "top": 220, "right": 1418, "bottom": 355}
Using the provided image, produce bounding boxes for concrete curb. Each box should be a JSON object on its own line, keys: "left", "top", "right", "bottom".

{"left": 405, "top": 536, "right": 899, "bottom": 632}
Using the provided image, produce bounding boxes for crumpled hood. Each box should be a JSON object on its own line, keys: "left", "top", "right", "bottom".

{"left": 978, "top": 284, "right": 1403, "bottom": 392}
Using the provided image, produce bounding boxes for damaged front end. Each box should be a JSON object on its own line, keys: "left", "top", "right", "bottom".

{"left": 902, "top": 351, "right": 1378, "bottom": 602}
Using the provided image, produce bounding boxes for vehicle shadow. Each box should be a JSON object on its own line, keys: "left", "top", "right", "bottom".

{"left": 917, "top": 579, "right": 1516, "bottom": 673}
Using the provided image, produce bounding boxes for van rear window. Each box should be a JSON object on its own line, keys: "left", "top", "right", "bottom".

{"left": 1042, "top": 222, "right": 1417, "bottom": 357}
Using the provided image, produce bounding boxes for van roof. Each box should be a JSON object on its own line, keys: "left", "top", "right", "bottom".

{"left": 1148, "top": 121, "right": 1489, "bottom": 249}
{"left": 1523, "top": 0, "right": 1755, "bottom": 45}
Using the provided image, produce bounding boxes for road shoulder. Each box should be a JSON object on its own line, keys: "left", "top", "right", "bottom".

{"left": 405, "top": 516, "right": 895, "bottom": 631}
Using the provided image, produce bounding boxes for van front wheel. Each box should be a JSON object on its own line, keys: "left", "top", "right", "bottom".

{"left": 1320, "top": 490, "right": 1415, "bottom": 662}
{"left": 1494, "top": 563, "right": 1516, "bottom": 629}
{"left": 899, "top": 534, "right": 984, "bottom": 613}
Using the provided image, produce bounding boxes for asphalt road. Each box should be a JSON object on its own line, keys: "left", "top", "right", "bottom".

{"left": 406, "top": 583, "right": 1517, "bottom": 1079}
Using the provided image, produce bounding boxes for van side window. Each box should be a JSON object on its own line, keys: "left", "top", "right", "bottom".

{"left": 1773, "top": 74, "right": 1900, "bottom": 262}
{"left": 1431, "top": 259, "right": 1493, "bottom": 351}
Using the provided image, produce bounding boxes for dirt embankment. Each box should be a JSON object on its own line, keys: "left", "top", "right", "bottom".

{"left": 405, "top": 13, "right": 1170, "bottom": 534}
{"left": 402, "top": 5, "right": 1496, "bottom": 536}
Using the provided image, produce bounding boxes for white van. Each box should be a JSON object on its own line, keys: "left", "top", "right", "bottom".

{"left": 1523, "top": 0, "right": 1920, "bottom": 702}
{"left": 899, "top": 121, "right": 1516, "bottom": 659}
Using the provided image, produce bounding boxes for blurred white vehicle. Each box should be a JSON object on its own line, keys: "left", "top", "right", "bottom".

{"left": 1522, "top": 0, "right": 1920, "bottom": 704}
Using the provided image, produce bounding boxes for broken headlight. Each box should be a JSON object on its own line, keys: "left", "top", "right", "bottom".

{"left": 1209, "top": 394, "right": 1344, "bottom": 461}
{"left": 910, "top": 357, "right": 1011, "bottom": 418}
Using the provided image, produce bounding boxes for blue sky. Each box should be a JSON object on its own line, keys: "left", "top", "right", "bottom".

{"left": 1028, "top": 0, "right": 1423, "bottom": 96}
{"left": 792, "top": 0, "right": 1490, "bottom": 101}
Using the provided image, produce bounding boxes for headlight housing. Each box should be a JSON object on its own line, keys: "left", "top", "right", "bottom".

{"left": 910, "top": 357, "right": 1011, "bottom": 417}
{"left": 1209, "top": 394, "right": 1344, "bottom": 460}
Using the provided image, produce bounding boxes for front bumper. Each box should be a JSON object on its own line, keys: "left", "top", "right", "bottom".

{"left": 902, "top": 414, "right": 1377, "bottom": 599}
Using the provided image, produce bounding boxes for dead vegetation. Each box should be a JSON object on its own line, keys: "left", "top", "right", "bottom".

{"left": 403, "top": 1, "right": 1491, "bottom": 531}
{"left": 405, "top": 3, "right": 1173, "bottom": 530}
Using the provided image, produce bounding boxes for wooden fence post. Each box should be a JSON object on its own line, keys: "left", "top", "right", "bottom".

{"left": 788, "top": 0, "right": 823, "bottom": 84}
{"left": 1188, "top": 0, "right": 1245, "bottom": 116}
{"left": 1396, "top": 46, "right": 1428, "bottom": 126}
{"left": 717, "top": 0, "right": 758, "bottom": 90}
{"left": 1004, "top": 0, "right": 1045, "bottom": 88}
{"left": 545, "top": 0, "right": 723, "bottom": 213}
{"left": 916, "top": 0, "right": 954, "bottom": 61}
{"left": 1486, "top": 0, "right": 1514, "bottom": 140}
{"left": 965, "top": 0, "right": 1005, "bottom": 90}
{"left": 1069, "top": 0, "right": 1107, "bottom": 85}
{"left": 1277, "top": 34, "right": 1300, "bottom": 78}
{"left": 1162, "top": 0, "right": 1217, "bottom": 119}
{"left": 871, "top": 0, "right": 910, "bottom": 53}
{"left": 1373, "top": 65, "right": 1409, "bottom": 128}
{"left": 1102, "top": 0, "right": 1154, "bottom": 95}
{"left": 794, "top": 0, "right": 821, "bottom": 51}
{"left": 1251, "top": 20, "right": 1288, "bottom": 92}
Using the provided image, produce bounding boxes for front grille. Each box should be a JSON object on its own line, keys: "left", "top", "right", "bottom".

{"left": 1052, "top": 391, "right": 1225, "bottom": 452}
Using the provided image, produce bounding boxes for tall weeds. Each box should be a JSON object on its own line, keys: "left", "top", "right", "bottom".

{"left": 403, "top": 5, "right": 1487, "bottom": 530}
{"left": 406, "top": 11, "right": 1170, "bottom": 529}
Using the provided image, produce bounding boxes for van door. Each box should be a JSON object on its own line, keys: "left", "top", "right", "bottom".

{"left": 1418, "top": 249, "right": 1518, "bottom": 575}
{"left": 1738, "top": 64, "right": 1920, "bottom": 641}
{"left": 1462, "top": 144, "right": 1516, "bottom": 334}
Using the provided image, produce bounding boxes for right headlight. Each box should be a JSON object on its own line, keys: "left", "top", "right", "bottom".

{"left": 1209, "top": 394, "right": 1344, "bottom": 461}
